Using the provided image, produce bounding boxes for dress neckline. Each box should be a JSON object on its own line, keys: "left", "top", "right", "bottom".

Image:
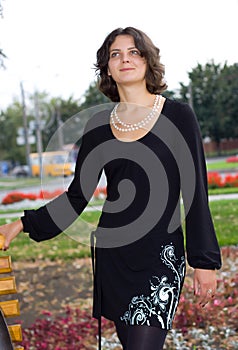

{"left": 109, "top": 97, "right": 167, "bottom": 143}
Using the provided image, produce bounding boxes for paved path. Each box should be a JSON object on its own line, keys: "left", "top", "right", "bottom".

{"left": 208, "top": 193, "right": 238, "bottom": 201}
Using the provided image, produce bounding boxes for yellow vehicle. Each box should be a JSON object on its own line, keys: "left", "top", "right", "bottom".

{"left": 30, "top": 151, "right": 76, "bottom": 177}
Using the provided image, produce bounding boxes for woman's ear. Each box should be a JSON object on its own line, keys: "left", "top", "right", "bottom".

{"left": 108, "top": 68, "right": 111, "bottom": 76}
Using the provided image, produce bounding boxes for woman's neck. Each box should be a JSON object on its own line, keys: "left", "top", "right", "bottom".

{"left": 117, "top": 85, "right": 155, "bottom": 107}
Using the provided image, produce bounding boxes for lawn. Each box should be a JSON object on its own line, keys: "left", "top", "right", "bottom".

{"left": 0, "top": 199, "right": 237, "bottom": 262}
{"left": 206, "top": 160, "right": 238, "bottom": 171}
{"left": 209, "top": 199, "right": 238, "bottom": 246}
{"left": 209, "top": 187, "right": 238, "bottom": 195}
{"left": 0, "top": 177, "right": 42, "bottom": 190}
{"left": 0, "top": 210, "right": 100, "bottom": 261}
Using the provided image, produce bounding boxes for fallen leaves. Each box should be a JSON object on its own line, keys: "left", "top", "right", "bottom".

{"left": 6, "top": 247, "right": 238, "bottom": 349}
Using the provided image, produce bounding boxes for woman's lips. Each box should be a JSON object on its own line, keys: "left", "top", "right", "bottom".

{"left": 120, "top": 68, "right": 135, "bottom": 71}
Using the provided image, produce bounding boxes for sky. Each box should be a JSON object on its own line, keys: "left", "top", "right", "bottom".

{"left": 0, "top": 0, "right": 237, "bottom": 110}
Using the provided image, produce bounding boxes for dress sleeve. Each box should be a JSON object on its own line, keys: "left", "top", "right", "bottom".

{"left": 21, "top": 120, "right": 102, "bottom": 242}
{"left": 179, "top": 103, "right": 222, "bottom": 270}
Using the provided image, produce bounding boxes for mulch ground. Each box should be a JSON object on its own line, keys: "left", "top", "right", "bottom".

{"left": 2, "top": 247, "right": 238, "bottom": 349}
{"left": 11, "top": 258, "right": 94, "bottom": 328}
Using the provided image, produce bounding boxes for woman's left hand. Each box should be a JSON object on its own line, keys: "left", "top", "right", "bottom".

{"left": 193, "top": 268, "right": 217, "bottom": 307}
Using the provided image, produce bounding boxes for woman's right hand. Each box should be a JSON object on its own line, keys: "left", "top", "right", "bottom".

{"left": 0, "top": 219, "right": 23, "bottom": 251}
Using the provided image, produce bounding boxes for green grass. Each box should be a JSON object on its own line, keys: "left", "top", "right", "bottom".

{"left": 206, "top": 149, "right": 238, "bottom": 158}
{"left": 0, "top": 210, "right": 101, "bottom": 262}
{"left": 0, "top": 177, "right": 42, "bottom": 190}
{"left": 0, "top": 199, "right": 237, "bottom": 262}
{"left": 0, "top": 175, "right": 71, "bottom": 190}
{"left": 206, "top": 161, "right": 238, "bottom": 171}
{"left": 209, "top": 199, "right": 238, "bottom": 246}
{"left": 181, "top": 200, "right": 238, "bottom": 247}
{"left": 209, "top": 187, "right": 238, "bottom": 195}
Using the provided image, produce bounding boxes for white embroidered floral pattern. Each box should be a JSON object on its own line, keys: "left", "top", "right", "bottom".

{"left": 120, "top": 244, "right": 185, "bottom": 329}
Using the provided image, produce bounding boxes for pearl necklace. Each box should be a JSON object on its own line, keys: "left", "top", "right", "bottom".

{"left": 110, "top": 94, "right": 162, "bottom": 132}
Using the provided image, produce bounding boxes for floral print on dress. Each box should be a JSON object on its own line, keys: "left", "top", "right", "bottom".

{"left": 120, "top": 244, "right": 185, "bottom": 329}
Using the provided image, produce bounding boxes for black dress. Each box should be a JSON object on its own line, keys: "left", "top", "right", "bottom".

{"left": 21, "top": 98, "right": 221, "bottom": 333}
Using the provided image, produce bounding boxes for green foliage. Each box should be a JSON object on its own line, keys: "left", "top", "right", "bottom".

{"left": 163, "top": 89, "right": 180, "bottom": 100}
{"left": 0, "top": 48, "right": 6, "bottom": 69}
{"left": 1, "top": 61, "right": 238, "bottom": 164}
{"left": 42, "top": 95, "right": 82, "bottom": 147}
{"left": 0, "top": 1, "right": 6, "bottom": 69}
{"left": 180, "top": 61, "right": 238, "bottom": 149}
{"left": 0, "top": 101, "right": 26, "bottom": 163}
{"left": 0, "top": 0, "right": 3, "bottom": 16}
{"left": 79, "top": 81, "right": 110, "bottom": 110}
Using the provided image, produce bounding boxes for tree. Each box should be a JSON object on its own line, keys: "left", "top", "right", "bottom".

{"left": 44, "top": 95, "right": 82, "bottom": 147}
{"left": 79, "top": 81, "right": 110, "bottom": 110}
{"left": 36, "top": 86, "right": 108, "bottom": 149}
{"left": 0, "top": 101, "right": 27, "bottom": 163}
{"left": 0, "top": 85, "right": 110, "bottom": 164}
{"left": 0, "top": 0, "right": 7, "bottom": 69}
{"left": 69, "top": 81, "right": 111, "bottom": 147}
{"left": 25, "top": 92, "right": 82, "bottom": 151}
{"left": 180, "top": 61, "right": 238, "bottom": 153}
{"left": 217, "top": 63, "right": 238, "bottom": 138}
{"left": 0, "top": 48, "right": 6, "bottom": 69}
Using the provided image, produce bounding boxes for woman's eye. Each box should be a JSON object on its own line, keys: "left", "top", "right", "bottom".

{"left": 130, "top": 50, "right": 141, "bottom": 56}
{"left": 109, "top": 50, "right": 141, "bottom": 59}
{"left": 110, "top": 52, "right": 119, "bottom": 58}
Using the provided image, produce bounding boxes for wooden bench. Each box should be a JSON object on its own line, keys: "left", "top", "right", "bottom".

{"left": 0, "top": 235, "right": 24, "bottom": 350}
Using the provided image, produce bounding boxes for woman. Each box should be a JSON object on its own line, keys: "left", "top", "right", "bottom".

{"left": 0, "top": 27, "right": 221, "bottom": 350}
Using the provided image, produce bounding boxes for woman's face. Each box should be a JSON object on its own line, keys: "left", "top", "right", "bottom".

{"left": 107, "top": 34, "right": 147, "bottom": 86}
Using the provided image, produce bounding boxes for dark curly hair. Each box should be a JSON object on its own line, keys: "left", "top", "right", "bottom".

{"left": 94, "top": 27, "right": 167, "bottom": 102}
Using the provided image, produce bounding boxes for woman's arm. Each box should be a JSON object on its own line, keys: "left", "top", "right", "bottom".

{"left": 178, "top": 102, "right": 221, "bottom": 305}
{"left": 4, "top": 118, "right": 103, "bottom": 245}
{"left": 179, "top": 103, "right": 222, "bottom": 270}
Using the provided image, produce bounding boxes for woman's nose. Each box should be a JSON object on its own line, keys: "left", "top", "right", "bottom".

{"left": 122, "top": 53, "right": 130, "bottom": 63}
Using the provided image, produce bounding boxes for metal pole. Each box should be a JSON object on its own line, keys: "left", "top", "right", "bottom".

{"left": 188, "top": 81, "right": 193, "bottom": 110}
{"left": 56, "top": 100, "right": 64, "bottom": 150}
{"left": 20, "top": 81, "right": 32, "bottom": 176}
{"left": 34, "top": 91, "right": 43, "bottom": 178}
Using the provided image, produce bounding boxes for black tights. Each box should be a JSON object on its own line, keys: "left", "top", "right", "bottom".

{"left": 115, "top": 322, "right": 168, "bottom": 350}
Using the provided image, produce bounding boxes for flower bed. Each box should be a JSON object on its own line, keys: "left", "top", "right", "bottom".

{"left": 208, "top": 172, "right": 238, "bottom": 189}
{"left": 1, "top": 187, "right": 107, "bottom": 205}
{"left": 1, "top": 173, "right": 238, "bottom": 204}
{"left": 1, "top": 190, "right": 63, "bottom": 205}
{"left": 226, "top": 156, "right": 238, "bottom": 163}
{"left": 1, "top": 192, "right": 38, "bottom": 205}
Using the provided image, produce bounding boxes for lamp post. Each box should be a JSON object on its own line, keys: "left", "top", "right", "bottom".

{"left": 34, "top": 90, "right": 43, "bottom": 179}
{"left": 56, "top": 99, "right": 64, "bottom": 150}
{"left": 20, "top": 81, "right": 32, "bottom": 176}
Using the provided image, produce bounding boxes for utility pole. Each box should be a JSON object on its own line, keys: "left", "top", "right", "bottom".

{"left": 56, "top": 100, "right": 64, "bottom": 150}
{"left": 34, "top": 91, "right": 43, "bottom": 179}
{"left": 188, "top": 81, "right": 194, "bottom": 110}
{"left": 20, "top": 81, "right": 32, "bottom": 176}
